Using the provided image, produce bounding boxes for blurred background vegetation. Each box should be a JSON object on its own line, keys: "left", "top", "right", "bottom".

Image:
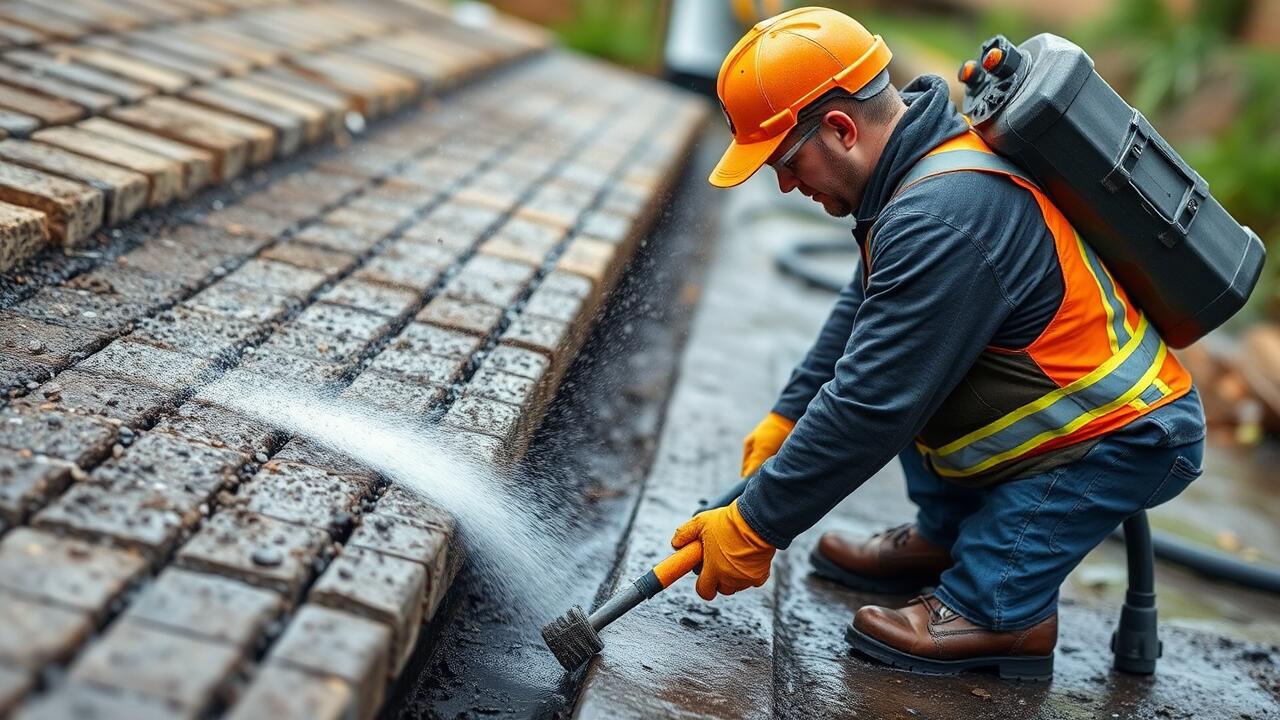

{"left": 480, "top": 0, "right": 1280, "bottom": 322}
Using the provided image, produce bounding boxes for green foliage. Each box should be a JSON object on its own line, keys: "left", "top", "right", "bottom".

{"left": 551, "top": 0, "right": 664, "bottom": 70}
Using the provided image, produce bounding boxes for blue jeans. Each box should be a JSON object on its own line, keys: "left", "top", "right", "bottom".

{"left": 904, "top": 389, "right": 1206, "bottom": 631}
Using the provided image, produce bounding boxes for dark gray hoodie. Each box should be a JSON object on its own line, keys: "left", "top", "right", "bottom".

{"left": 736, "top": 76, "right": 1203, "bottom": 548}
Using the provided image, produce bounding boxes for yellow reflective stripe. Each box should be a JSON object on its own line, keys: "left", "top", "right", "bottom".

{"left": 934, "top": 340, "right": 1169, "bottom": 477}
{"left": 1077, "top": 233, "right": 1121, "bottom": 354}
{"left": 934, "top": 316, "right": 1152, "bottom": 457}
{"left": 1154, "top": 378, "right": 1172, "bottom": 395}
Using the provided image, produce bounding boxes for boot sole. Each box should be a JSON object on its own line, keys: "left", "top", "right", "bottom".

{"left": 808, "top": 547, "right": 938, "bottom": 594}
{"left": 845, "top": 624, "right": 1054, "bottom": 681}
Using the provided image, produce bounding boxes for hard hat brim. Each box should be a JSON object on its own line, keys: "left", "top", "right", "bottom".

{"left": 708, "top": 132, "right": 788, "bottom": 188}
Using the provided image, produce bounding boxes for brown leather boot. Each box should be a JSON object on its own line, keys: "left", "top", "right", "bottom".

{"left": 809, "top": 523, "right": 952, "bottom": 593}
{"left": 846, "top": 594, "right": 1057, "bottom": 680}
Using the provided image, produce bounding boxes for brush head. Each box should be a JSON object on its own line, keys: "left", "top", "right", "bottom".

{"left": 541, "top": 605, "right": 604, "bottom": 671}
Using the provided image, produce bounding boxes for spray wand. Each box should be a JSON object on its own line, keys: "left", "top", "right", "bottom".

{"left": 541, "top": 479, "right": 749, "bottom": 671}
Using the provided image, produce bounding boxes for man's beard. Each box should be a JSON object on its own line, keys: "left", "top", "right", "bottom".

{"left": 816, "top": 140, "right": 861, "bottom": 217}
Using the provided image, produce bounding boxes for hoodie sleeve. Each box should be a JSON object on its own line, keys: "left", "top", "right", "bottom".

{"left": 736, "top": 205, "right": 1020, "bottom": 549}
{"left": 772, "top": 260, "right": 865, "bottom": 420}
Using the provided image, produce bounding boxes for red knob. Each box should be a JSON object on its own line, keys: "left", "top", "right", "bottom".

{"left": 959, "top": 60, "right": 979, "bottom": 84}
{"left": 981, "top": 47, "right": 1004, "bottom": 72}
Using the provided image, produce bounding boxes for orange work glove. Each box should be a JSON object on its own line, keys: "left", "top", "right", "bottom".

{"left": 741, "top": 412, "right": 796, "bottom": 477}
{"left": 672, "top": 499, "right": 776, "bottom": 601}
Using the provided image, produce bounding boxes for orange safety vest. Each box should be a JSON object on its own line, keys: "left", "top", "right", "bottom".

{"left": 880, "top": 131, "right": 1194, "bottom": 485}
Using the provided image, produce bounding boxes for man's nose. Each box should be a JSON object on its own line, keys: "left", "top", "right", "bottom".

{"left": 776, "top": 169, "right": 798, "bottom": 194}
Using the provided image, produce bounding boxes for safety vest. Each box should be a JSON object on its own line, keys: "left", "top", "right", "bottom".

{"left": 882, "top": 131, "right": 1194, "bottom": 485}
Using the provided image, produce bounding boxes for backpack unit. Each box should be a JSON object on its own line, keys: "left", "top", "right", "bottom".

{"left": 957, "top": 33, "right": 1266, "bottom": 349}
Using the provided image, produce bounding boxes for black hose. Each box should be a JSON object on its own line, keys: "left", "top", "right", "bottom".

{"left": 773, "top": 239, "right": 857, "bottom": 293}
{"left": 1112, "top": 527, "right": 1280, "bottom": 595}
{"left": 772, "top": 237, "right": 1280, "bottom": 595}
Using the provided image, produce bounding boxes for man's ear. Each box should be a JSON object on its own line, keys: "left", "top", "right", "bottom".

{"left": 823, "top": 110, "right": 858, "bottom": 149}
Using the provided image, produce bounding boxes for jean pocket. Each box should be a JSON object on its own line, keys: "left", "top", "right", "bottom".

{"left": 1143, "top": 454, "right": 1203, "bottom": 509}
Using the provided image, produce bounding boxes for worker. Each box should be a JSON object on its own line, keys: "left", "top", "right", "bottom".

{"left": 671, "top": 7, "right": 1206, "bottom": 679}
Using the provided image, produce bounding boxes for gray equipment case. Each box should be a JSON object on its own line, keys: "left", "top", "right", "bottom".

{"left": 959, "top": 33, "right": 1266, "bottom": 349}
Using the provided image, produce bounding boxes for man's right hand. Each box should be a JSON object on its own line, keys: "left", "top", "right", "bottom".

{"left": 741, "top": 412, "right": 797, "bottom": 477}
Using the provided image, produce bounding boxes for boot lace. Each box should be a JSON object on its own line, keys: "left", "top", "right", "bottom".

{"left": 873, "top": 523, "right": 914, "bottom": 548}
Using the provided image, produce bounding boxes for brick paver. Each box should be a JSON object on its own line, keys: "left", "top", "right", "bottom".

{"left": 0, "top": 3, "right": 707, "bottom": 715}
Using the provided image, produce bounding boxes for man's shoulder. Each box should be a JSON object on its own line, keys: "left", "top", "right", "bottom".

{"left": 875, "top": 168, "right": 1047, "bottom": 250}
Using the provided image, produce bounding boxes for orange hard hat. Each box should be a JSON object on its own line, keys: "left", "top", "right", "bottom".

{"left": 709, "top": 7, "right": 893, "bottom": 188}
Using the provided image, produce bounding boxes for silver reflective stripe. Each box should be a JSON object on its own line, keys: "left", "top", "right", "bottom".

{"left": 1077, "top": 236, "right": 1131, "bottom": 350}
{"left": 928, "top": 317, "right": 1166, "bottom": 476}
{"left": 894, "top": 149, "right": 1035, "bottom": 197}
{"left": 1139, "top": 383, "right": 1165, "bottom": 406}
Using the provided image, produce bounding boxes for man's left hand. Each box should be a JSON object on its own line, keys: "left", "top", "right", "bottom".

{"left": 672, "top": 499, "right": 776, "bottom": 600}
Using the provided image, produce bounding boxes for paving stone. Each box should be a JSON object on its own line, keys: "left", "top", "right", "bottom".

{"left": 0, "top": 309, "right": 111, "bottom": 368}
{"left": 201, "top": 202, "right": 298, "bottom": 241}
{"left": 223, "top": 258, "right": 328, "bottom": 300}
{"left": 415, "top": 200, "right": 502, "bottom": 239}
{"left": 77, "top": 117, "right": 214, "bottom": 194}
{"left": 0, "top": 139, "right": 149, "bottom": 225}
{"left": 0, "top": 110, "right": 39, "bottom": 138}
{"left": 114, "top": 237, "right": 232, "bottom": 292}
{"left": 64, "top": 263, "right": 188, "bottom": 309}
{"left": 0, "top": 590, "right": 94, "bottom": 669}
{"left": 69, "top": 618, "right": 242, "bottom": 714}
{"left": 441, "top": 268, "right": 524, "bottom": 307}
{"left": 0, "top": 449, "right": 73, "bottom": 526}
{"left": 272, "top": 437, "right": 376, "bottom": 482}
{"left": 374, "top": 484, "right": 451, "bottom": 532}
{"left": 577, "top": 209, "right": 635, "bottom": 245}
{"left": 259, "top": 241, "right": 356, "bottom": 277}
{"left": 0, "top": 527, "right": 147, "bottom": 619}
{"left": 339, "top": 371, "right": 446, "bottom": 419}
{"left": 311, "top": 546, "right": 427, "bottom": 676}
{"left": 501, "top": 314, "right": 573, "bottom": 368}
{"left": 13, "top": 284, "right": 146, "bottom": 334}
{"left": 323, "top": 206, "right": 403, "bottom": 239}
{"left": 477, "top": 232, "right": 555, "bottom": 267}
{"left": 225, "top": 664, "right": 355, "bottom": 720}
{"left": 344, "top": 194, "right": 419, "bottom": 224}
{"left": 3, "top": 51, "right": 153, "bottom": 102}
{"left": 58, "top": 44, "right": 190, "bottom": 92}
{"left": 353, "top": 253, "right": 444, "bottom": 291}
{"left": 367, "top": 345, "right": 466, "bottom": 387}
{"left": 348, "top": 511, "right": 452, "bottom": 619}
{"left": 415, "top": 295, "right": 504, "bottom": 337}
{"left": 185, "top": 280, "right": 299, "bottom": 325}
{"left": 32, "top": 126, "right": 183, "bottom": 205}
{"left": 442, "top": 394, "right": 522, "bottom": 446}
{"left": 183, "top": 85, "right": 306, "bottom": 158}
{"left": 258, "top": 324, "right": 367, "bottom": 366}
{"left": 153, "top": 401, "right": 282, "bottom": 458}
{"left": 241, "top": 185, "right": 333, "bottom": 223}
{"left": 38, "top": 369, "right": 179, "bottom": 428}
{"left": 125, "top": 568, "right": 282, "bottom": 652}
{"left": 239, "top": 351, "right": 348, "bottom": 389}
{"left": 0, "top": 665, "right": 31, "bottom": 718}
{"left": 242, "top": 460, "right": 372, "bottom": 535}
{"left": 108, "top": 102, "right": 250, "bottom": 182}
{"left": 0, "top": 404, "right": 117, "bottom": 465}
{"left": 383, "top": 237, "right": 461, "bottom": 269}
{"left": 0, "top": 200, "right": 47, "bottom": 272}
{"left": 294, "top": 223, "right": 381, "bottom": 255}
{"left": 268, "top": 604, "right": 391, "bottom": 720}
{"left": 538, "top": 268, "right": 595, "bottom": 301}
{"left": 15, "top": 683, "right": 185, "bottom": 720}
{"left": 319, "top": 277, "right": 418, "bottom": 318}
{"left": 96, "top": 431, "right": 247, "bottom": 501}
{"left": 176, "top": 509, "right": 331, "bottom": 602}
{"left": 217, "top": 78, "right": 336, "bottom": 144}
{"left": 0, "top": 353, "right": 58, "bottom": 401}
{"left": 75, "top": 338, "right": 214, "bottom": 392}
{"left": 523, "top": 285, "right": 587, "bottom": 324}
{"left": 0, "top": 160, "right": 102, "bottom": 246}
{"left": 390, "top": 322, "right": 483, "bottom": 361}
{"left": 292, "top": 302, "right": 392, "bottom": 346}
{"left": 556, "top": 235, "right": 617, "bottom": 288}
{"left": 0, "top": 61, "right": 118, "bottom": 114}
{"left": 466, "top": 365, "right": 541, "bottom": 412}
{"left": 145, "top": 97, "right": 275, "bottom": 166}
{"left": 131, "top": 305, "right": 264, "bottom": 363}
